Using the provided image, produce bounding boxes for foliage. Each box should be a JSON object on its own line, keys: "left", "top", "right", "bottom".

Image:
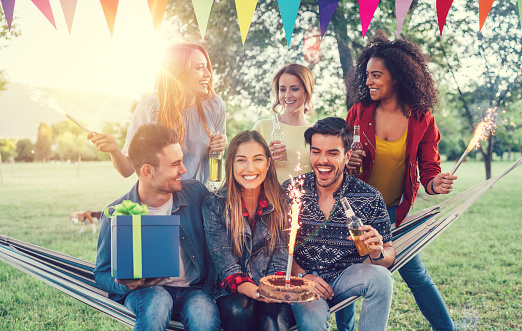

{"left": 15, "top": 138, "right": 34, "bottom": 162}
{"left": 0, "top": 138, "right": 16, "bottom": 161}
{"left": 1, "top": 6, "right": 21, "bottom": 93}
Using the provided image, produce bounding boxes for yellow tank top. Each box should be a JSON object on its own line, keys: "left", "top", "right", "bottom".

{"left": 367, "top": 128, "right": 407, "bottom": 206}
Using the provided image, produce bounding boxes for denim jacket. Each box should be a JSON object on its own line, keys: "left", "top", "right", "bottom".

{"left": 94, "top": 180, "right": 210, "bottom": 302}
{"left": 202, "top": 188, "right": 288, "bottom": 299}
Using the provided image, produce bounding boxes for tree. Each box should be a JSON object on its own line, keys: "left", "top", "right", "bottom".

{"left": 0, "top": 138, "right": 16, "bottom": 161}
{"left": 435, "top": 0, "right": 522, "bottom": 178}
{"left": 33, "top": 122, "right": 52, "bottom": 161}
{"left": 15, "top": 139, "right": 35, "bottom": 162}
{"left": 1, "top": 6, "right": 21, "bottom": 93}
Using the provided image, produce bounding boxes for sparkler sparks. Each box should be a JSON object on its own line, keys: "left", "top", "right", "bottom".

{"left": 285, "top": 175, "right": 304, "bottom": 285}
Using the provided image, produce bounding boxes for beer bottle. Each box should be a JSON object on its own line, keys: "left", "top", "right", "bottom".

{"left": 271, "top": 112, "right": 287, "bottom": 162}
{"left": 340, "top": 197, "right": 370, "bottom": 256}
{"left": 208, "top": 131, "right": 223, "bottom": 182}
{"left": 350, "top": 125, "right": 363, "bottom": 175}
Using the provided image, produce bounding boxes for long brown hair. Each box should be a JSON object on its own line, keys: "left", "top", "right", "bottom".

{"left": 224, "top": 131, "right": 288, "bottom": 257}
{"left": 271, "top": 63, "right": 315, "bottom": 115}
{"left": 155, "top": 43, "right": 215, "bottom": 144}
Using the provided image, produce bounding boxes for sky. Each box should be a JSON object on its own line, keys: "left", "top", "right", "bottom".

{"left": 1, "top": 0, "right": 177, "bottom": 98}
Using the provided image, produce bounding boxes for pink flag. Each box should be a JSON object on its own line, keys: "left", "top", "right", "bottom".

{"left": 100, "top": 0, "right": 119, "bottom": 36}
{"left": 0, "top": 0, "right": 15, "bottom": 30}
{"left": 147, "top": 0, "right": 168, "bottom": 34}
{"left": 59, "top": 0, "right": 77, "bottom": 34}
{"left": 358, "top": 0, "right": 379, "bottom": 38}
{"left": 31, "top": 0, "right": 56, "bottom": 29}
{"left": 479, "top": 0, "right": 495, "bottom": 32}
{"left": 395, "top": 0, "right": 413, "bottom": 35}
{"left": 436, "top": 0, "right": 453, "bottom": 35}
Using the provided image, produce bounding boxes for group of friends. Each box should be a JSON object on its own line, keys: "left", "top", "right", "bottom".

{"left": 89, "top": 31, "right": 458, "bottom": 331}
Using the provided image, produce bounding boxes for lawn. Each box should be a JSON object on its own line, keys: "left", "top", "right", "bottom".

{"left": 0, "top": 160, "right": 521, "bottom": 330}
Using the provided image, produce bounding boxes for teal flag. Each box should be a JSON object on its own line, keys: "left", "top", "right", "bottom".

{"left": 278, "top": 0, "right": 301, "bottom": 46}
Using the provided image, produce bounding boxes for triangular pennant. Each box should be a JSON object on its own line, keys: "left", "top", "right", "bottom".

{"left": 235, "top": 0, "right": 258, "bottom": 45}
{"left": 31, "top": 0, "right": 56, "bottom": 29}
{"left": 395, "top": 0, "right": 414, "bottom": 35}
{"left": 147, "top": 0, "right": 168, "bottom": 35}
{"left": 436, "top": 0, "right": 453, "bottom": 35}
{"left": 191, "top": 0, "right": 213, "bottom": 40}
{"left": 0, "top": 0, "right": 15, "bottom": 30}
{"left": 479, "top": 0, "right": 495, "bottom": 32}
{"left": 99, "top": 0, "right": 119, "bottom": 36}
{"left": 59, "top": 0, "right": 77, "bottom": 34}
{"left": 278, "top": 0, "right": 301, "bottom": 46}
{"left": 318, "top": 0, "right": 339, "bottom": 38}
{"left": 358, "top": 0, "right": 380, "bottom": 38}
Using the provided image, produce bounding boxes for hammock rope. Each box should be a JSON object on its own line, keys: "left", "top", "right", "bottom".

{"left": 1, "top": 157, "right": 521, "bottom": 329}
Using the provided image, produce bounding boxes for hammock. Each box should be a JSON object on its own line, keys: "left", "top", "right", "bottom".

{"left": 1, "top": 157, "right": 521, "bottom": 330}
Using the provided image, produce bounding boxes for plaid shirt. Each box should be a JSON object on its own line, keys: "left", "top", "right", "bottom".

{"left": 283, "top": 171, "right": 392, "bottom": 283}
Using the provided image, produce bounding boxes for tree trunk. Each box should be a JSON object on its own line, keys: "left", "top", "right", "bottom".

{"left": 331, "top": 12, "right": 354, "bottom": 111}
{"left": 507, "top": 145, "right": 512, "bottom": 161}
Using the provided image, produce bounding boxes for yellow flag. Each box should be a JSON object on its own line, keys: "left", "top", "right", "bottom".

{"left": 235, "top": 0, "right": 258, "bottom": 45}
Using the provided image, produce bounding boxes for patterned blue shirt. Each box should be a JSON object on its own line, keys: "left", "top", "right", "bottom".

{"left": 283, "top": 171, "right": 392, "bottom": 283}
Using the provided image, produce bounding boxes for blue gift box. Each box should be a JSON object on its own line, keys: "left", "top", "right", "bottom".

{"left": 111, "top": 215, "right": 180, "bottom": 279}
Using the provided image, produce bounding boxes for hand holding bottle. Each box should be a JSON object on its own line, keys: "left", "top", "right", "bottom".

{"left": 347, "top": 150, "right": 366, "bottom": 170}
{"left": 269, "top": 140, "right": 287, "bottom": 161}
{"left": 209, "top": 132, "right": 226, "bottom": 153}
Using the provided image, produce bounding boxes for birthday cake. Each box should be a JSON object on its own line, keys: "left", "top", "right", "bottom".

{"left": 259, "top": 275, "right": 315, "bottom": 302}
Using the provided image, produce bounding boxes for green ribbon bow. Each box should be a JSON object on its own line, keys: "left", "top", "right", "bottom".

{"left": 107, "top": 200, "right": 148, "bottom": 279}
{"left": 104, "top": 200, "right": 149, "bottom": 218}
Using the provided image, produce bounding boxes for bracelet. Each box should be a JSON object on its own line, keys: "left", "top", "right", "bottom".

{"left": 431, "top": 180, "right": 440, "bottom": 195}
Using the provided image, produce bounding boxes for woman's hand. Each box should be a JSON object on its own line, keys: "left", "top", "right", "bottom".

{"left": 346, "top": 150, "right": 366, "bottom": 170}
{"left": 209, "top": 133, "right": 226, "bottom": 153}
{"left": 268, "top": 140, "right": 287, "bottom": 161}
{"left": 88, "top": 132, "right": 119, "bottom": 154}
{"left": 431, "top": 172, "right": 458, "bottom": 194}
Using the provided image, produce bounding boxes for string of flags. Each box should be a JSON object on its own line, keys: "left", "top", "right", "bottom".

{"left": 1, "top": 0, "right": 519, "bottom": 43}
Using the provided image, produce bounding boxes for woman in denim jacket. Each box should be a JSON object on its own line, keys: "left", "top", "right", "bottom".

{"left": 203, "top": 130, "right": 293, "bottom": 331}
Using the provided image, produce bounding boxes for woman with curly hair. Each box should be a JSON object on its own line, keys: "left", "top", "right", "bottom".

{"left": 344, "top": 32, "right": 457, "bottom": 331}
{"left": 88, "top": 43, "right": 226, "bottom": 183}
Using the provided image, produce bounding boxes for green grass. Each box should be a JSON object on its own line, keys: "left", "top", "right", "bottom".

{"left": 1, "top": 160, "right": 521, "bottom": 330}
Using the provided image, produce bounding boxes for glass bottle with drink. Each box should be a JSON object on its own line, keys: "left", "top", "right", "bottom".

{"left": 350, "top": 125, "right": 363, "bottom": 175}
{"left": 208, "top": 131, "right": 223, "bottom": 182}
{"left": 340, "top": 197, "right": 370, "bottom": 256}
{"left": 271, "top": 112, "right": 287, "bottom": 162}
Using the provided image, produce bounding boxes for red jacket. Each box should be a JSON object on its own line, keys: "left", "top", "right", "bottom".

{"left": 346, "top": 102, "right": 441, "bottom": 227}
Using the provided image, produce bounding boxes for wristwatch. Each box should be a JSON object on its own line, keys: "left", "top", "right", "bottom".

{"left": 298, "top": 271, "right": 309, "bottom": 278}
{"left": 370, "top": 251, "right": 385, "bottom": 261}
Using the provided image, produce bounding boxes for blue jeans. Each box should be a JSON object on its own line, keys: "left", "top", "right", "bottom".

{"left": 292, "top": 264, "right": 394, "bottom": 331}
{"left": 124, "top": 286, "right": 220, "bottom": 331}
{"left": 336, "top": 205, "right": 455, "bottom": 331}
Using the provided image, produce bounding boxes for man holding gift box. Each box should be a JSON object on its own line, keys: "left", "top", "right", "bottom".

{"left": 94, "top": 123, "right": 220, "bottom": 331}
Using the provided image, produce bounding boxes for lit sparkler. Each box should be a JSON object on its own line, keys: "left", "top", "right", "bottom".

{"left": 450, "top": 108, "right": 497, "bottom": 175}
{"left": 285, "top": 175, "right": 304, "bottom": 286}
{"left": 29, "top": 87, "right": 93, "bottom": 133}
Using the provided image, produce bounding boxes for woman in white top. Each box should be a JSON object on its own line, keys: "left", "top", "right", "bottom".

{"left": 253, "top": 64, "right": 315, "bottom": 184}
{"left": 88, "top": 43, "right": 226, "bottom": 184}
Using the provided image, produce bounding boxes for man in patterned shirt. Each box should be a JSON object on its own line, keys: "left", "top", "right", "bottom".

{"left": 284, "top": 117, "right": 396, "bottom": 331}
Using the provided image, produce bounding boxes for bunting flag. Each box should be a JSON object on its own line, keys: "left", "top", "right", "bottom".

{"left": 395, "top": 0, "right": 413, "bottom": 35}
{"left": 479, "top": 0, "right": 495, "bottom": 32}
{"left": 31, "top": 0, "right": 56, "bottom": 29}
{"left": 99, "top": 0, "right": 119, "bottom": 36}
{"left": 436, "top": 0, "right": 453, "bottom": 35}
{"left": 359, "top": 0, "right": 379, "bottom": 38}
{"left": 191, "top": 0, "right": 213, "bottom": 40}
{"left": 278, "top": 0, "right": 300, "bottom": 46}
{"left": 0, "top": 0, "right": 15, "bottom": 30}
{"left": 235, "top": 0, "right": 258, "bottom": 45}
{"left": 147, "top": 0, "right": 168, "bottom": 35}
{"left": 59, "top": 0, "right": 77, "bottom": 34}
{"left": 318, "top": 0, "right": 339, "bottom": 38}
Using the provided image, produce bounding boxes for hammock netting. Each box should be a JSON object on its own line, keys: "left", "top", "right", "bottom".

{"left": 1, "top": 157, "right": 521, "bottom": 330}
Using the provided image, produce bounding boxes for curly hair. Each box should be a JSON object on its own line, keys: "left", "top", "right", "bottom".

{"left": 348, "top": 31, "right": 438, "bottom": 118}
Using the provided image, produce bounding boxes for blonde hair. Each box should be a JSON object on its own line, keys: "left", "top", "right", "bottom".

{"left": 271, "top": 63, "right": 315, "bottom": 115}
{"left": 155, "top": 43, "right": 215, "bottom": 144}
{"left": 224, "top": 131, "right": 288, "bottom": 258}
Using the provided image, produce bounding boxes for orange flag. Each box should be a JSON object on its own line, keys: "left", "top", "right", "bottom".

{"left": 479, "top": 0, "right": 495, "bottom": 32}
{"left": 100, "top": 0, "right": 119, "bottom": 36}
{"left": 147, "top": 0, "right": 168, "bottom": 34}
